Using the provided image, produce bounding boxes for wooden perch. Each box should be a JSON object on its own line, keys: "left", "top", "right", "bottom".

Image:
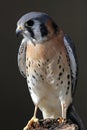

{"left": 28, "top": 118, "right": 78, "bottom": 130}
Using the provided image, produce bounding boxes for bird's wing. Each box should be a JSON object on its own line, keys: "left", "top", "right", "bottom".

{"left": 18, "top": 39, "right": 27, "bottom": 78}
{"left": 64, "top": 34, "right": 78, "bottom": 97}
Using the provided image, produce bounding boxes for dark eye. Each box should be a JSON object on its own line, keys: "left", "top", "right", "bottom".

{"left": 26, "top": 20, "right": 34, "bottom": 27}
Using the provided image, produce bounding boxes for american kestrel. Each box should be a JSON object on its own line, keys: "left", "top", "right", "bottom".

{"left": 16, "top": 12, "right": 85, "bottom": 130}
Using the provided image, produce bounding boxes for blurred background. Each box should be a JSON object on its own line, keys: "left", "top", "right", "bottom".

{"left": 0, "top": 0, "right": 87, "bottom": 129}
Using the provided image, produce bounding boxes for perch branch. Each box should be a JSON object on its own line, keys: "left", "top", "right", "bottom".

{"left": 28, "top": 118, "right": 78, "bottom": 130}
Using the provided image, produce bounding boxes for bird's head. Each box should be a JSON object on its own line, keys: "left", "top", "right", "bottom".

{"left": 16, "top": 12, "right": 58, "bottom": 44}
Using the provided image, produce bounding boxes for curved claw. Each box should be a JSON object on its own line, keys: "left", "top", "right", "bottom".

{"left": 23, "top": 116, "right": 38, "bottom": 130}
{"left": 58, "top": 117, "right": 67, "bottom": 124}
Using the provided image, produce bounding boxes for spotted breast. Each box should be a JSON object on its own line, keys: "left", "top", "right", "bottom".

{"left": 26, "top": 31, "right": 72, "bottom": 119}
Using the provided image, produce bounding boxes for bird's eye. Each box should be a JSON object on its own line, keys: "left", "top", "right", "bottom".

{"left": 26, "top": 20, "right": 34, "bottom": 27}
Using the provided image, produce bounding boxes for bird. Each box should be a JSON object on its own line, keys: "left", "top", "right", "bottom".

{"left": 16, "top": 12, "right": 86, "bottom": 130}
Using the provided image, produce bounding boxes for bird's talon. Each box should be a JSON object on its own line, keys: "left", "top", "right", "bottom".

{"left": 58, "top": 117, "right": 66, "bottom": 124}
{"left": 23, "top": 125, "right": 28, "bottom": 130}
{"left": 23, "top": 117, "right": 38, "bottom": 130}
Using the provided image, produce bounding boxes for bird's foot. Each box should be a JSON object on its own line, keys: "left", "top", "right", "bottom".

{"left": 23, "top": 116, "right": 38, "bottom": 130}
{"left": 58, "top": 117, "right": 66, "bottom": 124}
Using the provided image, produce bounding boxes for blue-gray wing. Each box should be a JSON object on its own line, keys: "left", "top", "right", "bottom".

{"left": 18, "top": 39, "right": 27, "bottom": 78}
{"left": 64, "top": 34, "right": 78, "bottom": 97}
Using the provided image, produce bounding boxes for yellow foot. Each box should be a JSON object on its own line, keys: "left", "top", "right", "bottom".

{"left": 23, "top": 116, "right": 38, "bottom": 130}
{"left": 58, "top": 117, "right": 66, "bottom": 124}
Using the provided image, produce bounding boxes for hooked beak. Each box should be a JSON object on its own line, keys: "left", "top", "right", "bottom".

{"left": 16, "top": 26, "right": 24, "bottom": 37}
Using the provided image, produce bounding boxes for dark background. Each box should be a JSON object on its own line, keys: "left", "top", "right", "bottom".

{"left": 0, "top": 0, "right": 87, "bottom": 129}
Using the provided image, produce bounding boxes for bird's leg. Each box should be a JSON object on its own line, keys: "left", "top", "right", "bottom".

{"left": 33, "top": 105, "right": 38, "bottom": 118}
{"left": 58, "top": 102, "right": 67, "bottom": 124}
{"left": 23, "top": 105, "right": 38, "bottom": 130}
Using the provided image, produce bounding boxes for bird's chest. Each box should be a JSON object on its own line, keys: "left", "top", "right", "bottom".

{"left": 26, "top": 41, "right": 71, "bottom": 105}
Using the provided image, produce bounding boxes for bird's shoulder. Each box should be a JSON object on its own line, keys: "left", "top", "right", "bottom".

{"left": 18, "top": 38, "right": 27, "bottom": 78}
{"left": 64, "top": 34, "right": 78, "bottom": 96}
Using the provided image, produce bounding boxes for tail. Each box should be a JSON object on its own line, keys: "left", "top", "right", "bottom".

{"left": 67, "top": 104, "right": 86, "bottom": 130}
